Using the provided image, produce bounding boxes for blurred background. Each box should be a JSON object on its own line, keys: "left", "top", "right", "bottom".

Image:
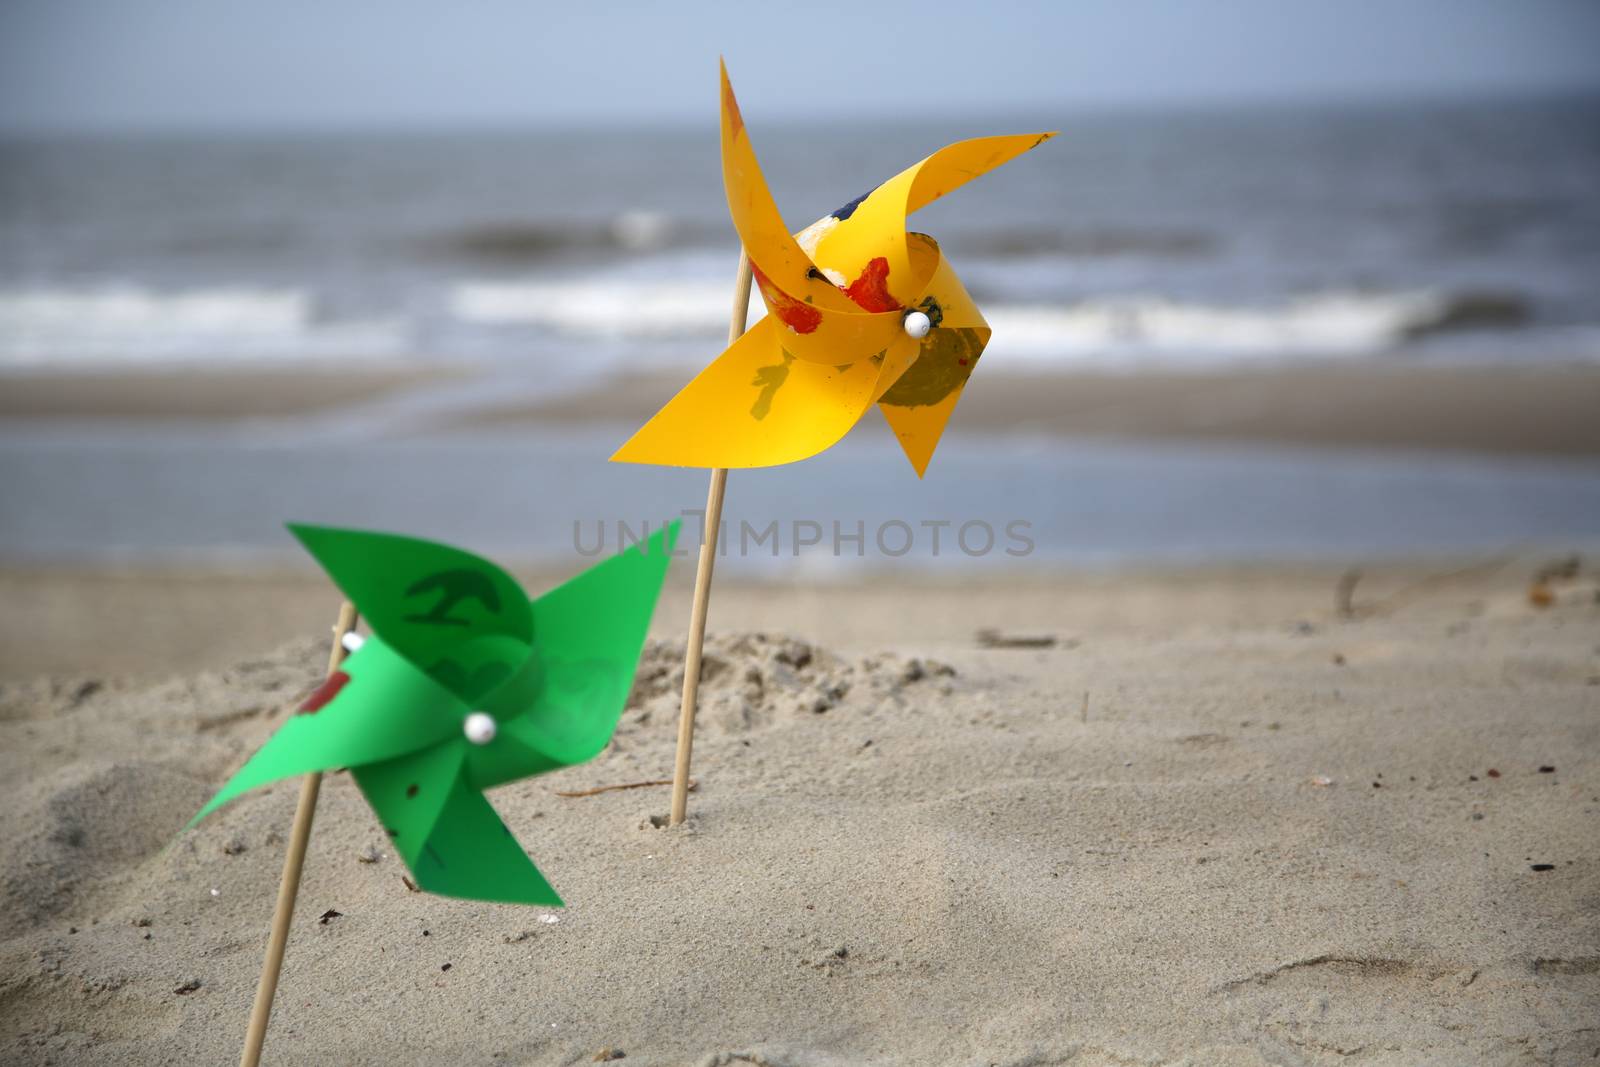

{"left": 2, "top": 0, "right": 1598, "bottom": 587}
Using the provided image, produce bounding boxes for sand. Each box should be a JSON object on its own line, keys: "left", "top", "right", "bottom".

{"left": 448, "top": 364, "right": 1600, "bottom": 458}
{"left": 5, "top": 362, "right": 1600, "bottom": 456}
{"left": 2, "top": 558, "right": 1597, "bottom": 1065}
{"left": 0, "top": 366, "right": 455, "bottom": 421}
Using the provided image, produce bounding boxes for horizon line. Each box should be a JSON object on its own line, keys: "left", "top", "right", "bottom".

{"left": 3, "top": 83, "right": 1597, "bottom": 140}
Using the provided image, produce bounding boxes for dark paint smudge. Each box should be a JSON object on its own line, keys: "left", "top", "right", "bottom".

{"left": 404, "top": 568, "right": 502, "bottom": 627}
{"left": 832, "top": 189, "right": 873, "bottom": 221}
{"left": 427, "top": 658, "right": 511, "bottom": 703}
{"left": 879, "top": 327, "right": 987, "bottom": 408}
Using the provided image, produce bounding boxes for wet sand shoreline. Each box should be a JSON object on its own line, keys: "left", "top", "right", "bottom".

{"left": 4, "top": 361, "right": 1600, "bottom": 457}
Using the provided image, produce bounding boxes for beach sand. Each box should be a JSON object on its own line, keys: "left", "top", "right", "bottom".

{"left": 1, "top": 556, "right": 1597, "bottom": 1065}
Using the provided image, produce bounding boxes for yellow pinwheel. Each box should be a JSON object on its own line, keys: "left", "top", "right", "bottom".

{"left": 611, "top": 63, "right": 1055, "bottom": 477}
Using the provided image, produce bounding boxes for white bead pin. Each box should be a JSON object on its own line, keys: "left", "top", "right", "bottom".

{"left": 463, "top": 712, "right": 498, "bottom": 745}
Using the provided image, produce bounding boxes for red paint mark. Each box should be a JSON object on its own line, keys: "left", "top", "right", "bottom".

{"left": 844, "top": 257, "right": 899, "bottom": 313}
{"left": 958, "top": 359, "right": 967, "bottom": 366}
{"left": 721, "top": 76, "right": 744, "bottom": 138}
{"left": 752, "top": 263, "right": 821, "bottom": 334}
{"left": 298, "top": 670, "right": 350, "bottom": 714}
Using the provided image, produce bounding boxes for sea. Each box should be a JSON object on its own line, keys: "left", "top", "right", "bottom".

{"left": 2, "top": 95, "right": 1599, "bottom": 569}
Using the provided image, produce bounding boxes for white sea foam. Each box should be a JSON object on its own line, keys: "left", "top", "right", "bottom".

{"left": 982, "top": 292, "right": 1454, "bottom": 365}
{"left": 451, "top": 279, "right": 763, "bottom": 337}
{"left": 450, "top": 277, "right": 1486, "bottom": 365}
{"left": 1, "top": 278, "right": 1558, "bottom": 372}
{"left": 0, "top": 286, "right": 407, "bottom": 365}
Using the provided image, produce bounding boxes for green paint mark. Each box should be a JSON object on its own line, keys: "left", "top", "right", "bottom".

{"left": 879, "top": 327, "right": 986, "bottom": 408}
{"left": 750, "top": 351, "right": 795, "bottom": 420}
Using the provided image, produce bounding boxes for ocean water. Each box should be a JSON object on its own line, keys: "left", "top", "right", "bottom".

{"left": 2, "top": 96, "right": 1598, "bottom": 375}
{"left": 4, "top": 421, "right": 1599, "bottom": 570}
{"left": 4, "top": 97, "right": 1599, "bottom": 568}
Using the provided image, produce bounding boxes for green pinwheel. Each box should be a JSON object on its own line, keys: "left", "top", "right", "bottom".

{"left": 191, "top": 521, "right": 679, "bottom": 906}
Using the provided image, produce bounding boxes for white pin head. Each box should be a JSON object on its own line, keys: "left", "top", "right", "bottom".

{"left": 463, "top": 712, "right": 497, "bottom": 745}
{"left": 903, "top": 310, "right": 932, "bottom": 339}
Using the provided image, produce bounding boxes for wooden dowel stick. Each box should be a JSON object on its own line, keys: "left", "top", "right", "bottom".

{"left": 670, "top": 469, "right": 726, "bottom": 825}
{"left": 239, "top": 600, "right": 358, "bottom": 1067}
{"left": 669, "top": 252, "right": 752, "bottom": 826}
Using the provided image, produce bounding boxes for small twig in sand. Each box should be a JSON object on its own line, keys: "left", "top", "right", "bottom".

{"left": 1080, "top": 691, "right": 1090, "bottom": 724}
{"left": 1375, "top": 556, "right": 1512, "bottom": 614}
{"left": 1339, "top": 556, "right": 1511, "bottom": 619}
{"left": 977, "top": 628, "right": 1057, "bottom": 649}
{"left": 1533, "top": 555, "right": 1580, "bottom": 585}
{"left": 556, "top": 778, "right": 698, "bottom": 799}
{"left": 1335, "top": 569, "right": 1362, "bottom": 619}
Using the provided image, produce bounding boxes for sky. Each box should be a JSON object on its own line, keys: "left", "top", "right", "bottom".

{"left": 2, "top": 0, "right": 1598, "bottom": 133}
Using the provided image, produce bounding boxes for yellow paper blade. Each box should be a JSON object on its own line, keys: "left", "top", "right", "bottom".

{"left": 910, "top": 236, "right": 986, "bottom": 330}
{"left": 878, "top": 324, "right": 990, "bottom": 478}
{"left": 719, "top": 62, "right": 854, "bottom": 316}
{"left": 720, "top": 62, "right": 906, "bottom": 366}
{"left": 871, "top": 332, "right": 922, "bottom": 403}
{"left": 876, "top": 245, "right": 992, "bottom": 476}
{"left": 807, "top": 132, "right": 1057, "bottom": 308}
{"left": 610, "top": 316, "right": 892, "bottom": 469}
{"left": 906, "top": 133, "right": 1058, "bottom": 215}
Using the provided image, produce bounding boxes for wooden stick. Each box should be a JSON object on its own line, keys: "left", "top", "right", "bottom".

{"left": 239, "top": 600, "right": 358, "bottom": 1067}
{"left": 668, "top": 252, "right": 752, "bottom": 826}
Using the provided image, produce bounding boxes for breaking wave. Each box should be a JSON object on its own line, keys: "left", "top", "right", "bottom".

{"left": 429, "top": 211, "right": 704, "bottom": 262}
{"left": 958, "top": 226, "right": 1219, "bottom": 259}
{"left": 984, "top": 290, "right": 1531, "bottom": 363}
{"left": 0, "top": 286, "right": 408, "bottom": 365}
{"left": 429, "top": 217, "right": 1220, "bottom": 264}
{"left": 449, "top": 278, "right": 1535, "bottom": 361}
{"left": 0, "top": 279, "right": 1548, "bottom": 371}
{"left": 451, "top": 278, "right": 744, "bottom": 337}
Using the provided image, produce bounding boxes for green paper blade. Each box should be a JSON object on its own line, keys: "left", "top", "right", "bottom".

{"left": 190, "top": 636, "right": 465, "bottom": 826}
{"left": 350, "top": 738, "right": 462, "bottom": 857}
{"left": 468, "top": 521, "right": 679, "bottom": 791}
{"left": 356, "top": 745, "right": 561, "bottom": 906}
{"left": 288, "top": 524, "right": 534, "bottom": 702}
{"left": 455, "top": 727, "right": 565, "bottom": 795}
